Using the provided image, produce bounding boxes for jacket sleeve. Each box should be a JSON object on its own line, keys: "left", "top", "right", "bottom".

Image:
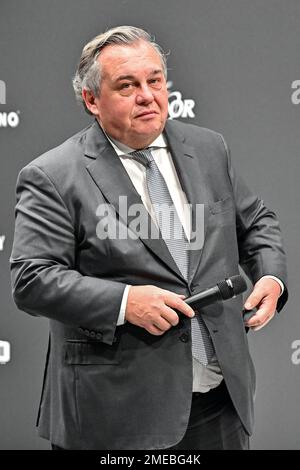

{"left": 220, "top": 135, "right": 288, "bottom": 312}
{"left": 10, "top": 164, "right": 126, "bottom": 345}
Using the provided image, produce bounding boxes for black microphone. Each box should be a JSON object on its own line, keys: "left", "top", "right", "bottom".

{"left": 185, "top": 275, "right": 247, "bottom": 313}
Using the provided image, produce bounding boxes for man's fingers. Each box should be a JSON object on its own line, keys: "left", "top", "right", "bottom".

{"left": 246, "top": 309, "right": 267, "bottom": 327}
{"left": 147, "top": 324, "right": 165, "bottom": 336}
{"left": 152, "top": 313, "right": 174, "bottom": 331}
{"left": 245, "top": 299, "right": 276, "bottom": 328}
{"left": 126, "top": 286, "right": 195, "bottom": 336}
{"left": 165, "top": 295, "right": 195, "bottom": 318}
{"left": 245, "top": 277, "right": 281, "bottom": 310}
{"left": 246, "top": 310, "right": 275, "bottom": 329}
{"left": 251, "top": 314, "right": 274, "bottom": 331}
{"left": 244, "top": 277, "right": 281, "bottom": 329}
{"left": 244, "top": 289, "right": 264, "bottom": 310}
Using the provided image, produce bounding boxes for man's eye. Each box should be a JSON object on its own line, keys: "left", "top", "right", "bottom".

{"left": 149, "top": 78, "right": 162, "bottom": 88}
{"left": 120, "top": 83, "right": 132, "bottom": 89}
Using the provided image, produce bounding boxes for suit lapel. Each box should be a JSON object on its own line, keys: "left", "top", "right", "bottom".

{"left": 84, "top": 121, "right": 184, "bottom": 281}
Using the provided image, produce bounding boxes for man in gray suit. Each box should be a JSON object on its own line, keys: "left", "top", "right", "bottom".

{"left": 10, "top": 26, "right": 287, "bottom": 450}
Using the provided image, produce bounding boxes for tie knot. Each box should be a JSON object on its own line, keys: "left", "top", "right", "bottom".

{"left": 130, "top": 148, "right": 154, "bottom": 167}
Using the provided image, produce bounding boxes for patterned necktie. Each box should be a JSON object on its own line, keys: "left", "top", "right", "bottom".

{"left": 130, "top": 148, "right": 215, "bottom": 365}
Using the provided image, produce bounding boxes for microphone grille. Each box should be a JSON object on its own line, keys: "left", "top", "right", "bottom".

{"left": 217, "top": 275, "right": 247, "bottom": 300}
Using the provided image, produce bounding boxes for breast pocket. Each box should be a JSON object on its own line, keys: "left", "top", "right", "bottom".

{"left": 208, "top": 196, "right": 235, "bottom": 227}
{"left": 64, "top": 339, "right": 121, "bottom": 365}
{"left": 209, "top": 196, "right": 234, "bottom": 214}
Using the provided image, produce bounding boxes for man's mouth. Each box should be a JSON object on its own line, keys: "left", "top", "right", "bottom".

{"left": 135, "top": 110, "right": 158, "bottom": 118}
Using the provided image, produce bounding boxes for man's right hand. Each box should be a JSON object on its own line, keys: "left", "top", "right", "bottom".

{"left": 125, "top": 285, "right": 195, "bottom": 336}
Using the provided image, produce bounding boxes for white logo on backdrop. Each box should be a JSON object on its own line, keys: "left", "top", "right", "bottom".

{"left": 291, "top": 80, "right": 300, "bottom": 105}
{"left": 0, "top": 340, "right": 11, "bottom": 365}
{"left": 167, "top": 81, "right": 195, "bottom": 119}
{"left": 291, "top": 340, "right": 300, "bottom": 365}
{"left": 0, "top": 79, "right": 20, "bottom": 128}
{"left": 0, "top": 235, "right": 5, "bottom": 251}
{"left": 0, "top": 80, "right": 6, "bottom": 104}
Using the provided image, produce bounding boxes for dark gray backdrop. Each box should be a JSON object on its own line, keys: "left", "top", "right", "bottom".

{"left": 0, "top": 0, "right": 299, "bottom": 449}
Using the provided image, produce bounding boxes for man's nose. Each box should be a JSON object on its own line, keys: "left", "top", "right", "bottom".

{"left": 136, "top": 84, "right": 154, "bottom": 105}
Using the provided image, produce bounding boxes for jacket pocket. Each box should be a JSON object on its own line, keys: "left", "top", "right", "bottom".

{"left": 64, "top": 339, "right": 121, "bottom": 365}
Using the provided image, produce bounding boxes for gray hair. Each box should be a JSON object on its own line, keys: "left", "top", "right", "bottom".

{"left": 72, "top": 25, "right": 168, "bottom": 115}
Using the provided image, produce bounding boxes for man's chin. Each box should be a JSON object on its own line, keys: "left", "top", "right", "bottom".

{"left": 130, "top": 131, "right": 162, "bottom": 148}
{"left": 134, "top": 121, "right": 165, "bottom": 138}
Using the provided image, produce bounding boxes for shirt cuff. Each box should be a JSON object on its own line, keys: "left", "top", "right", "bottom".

{"left": 260, "top": 275, "right": 284, "bottom": 296}
{"left": 117, "top": 284, "right": 131, "bottom": 326}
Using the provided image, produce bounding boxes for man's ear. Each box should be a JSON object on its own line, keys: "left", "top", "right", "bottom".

{"left": 82, "top": 89, "right": 99, "bottom": 116}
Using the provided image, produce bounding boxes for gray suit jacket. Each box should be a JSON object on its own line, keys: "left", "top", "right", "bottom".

{"left": 10, "top": 119, "right": 288, "bottom": 449}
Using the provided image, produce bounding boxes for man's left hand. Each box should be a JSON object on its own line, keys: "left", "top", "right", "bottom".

{"left": 244, "top": 278, "right": 282, "bottom": 331}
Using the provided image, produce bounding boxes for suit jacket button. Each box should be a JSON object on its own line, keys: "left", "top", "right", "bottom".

{"left": 179, "top": 332, "right": 189, "bottom": 343}
{"left": 96, "top": 333, "right": 102, "bottom": 340}
{"left": 78, "top": 327, "right": 84, "bottom": 333}
{"left": 84, "top": 329, "right": 90, "bottom": 336}
{"left": 90, "top": 331, "right": 96, "bottom": 338}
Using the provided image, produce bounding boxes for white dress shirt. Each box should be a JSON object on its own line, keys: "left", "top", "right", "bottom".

{"left": 104, "top": 130, "right": 283, "bottom": 392}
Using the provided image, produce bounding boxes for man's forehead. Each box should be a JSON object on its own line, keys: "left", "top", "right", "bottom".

{"left": 114, "top": 69, "right": 163, "bottom": 81}
{"left": 99, "top": 41, "right": 163, "bottom": 77}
